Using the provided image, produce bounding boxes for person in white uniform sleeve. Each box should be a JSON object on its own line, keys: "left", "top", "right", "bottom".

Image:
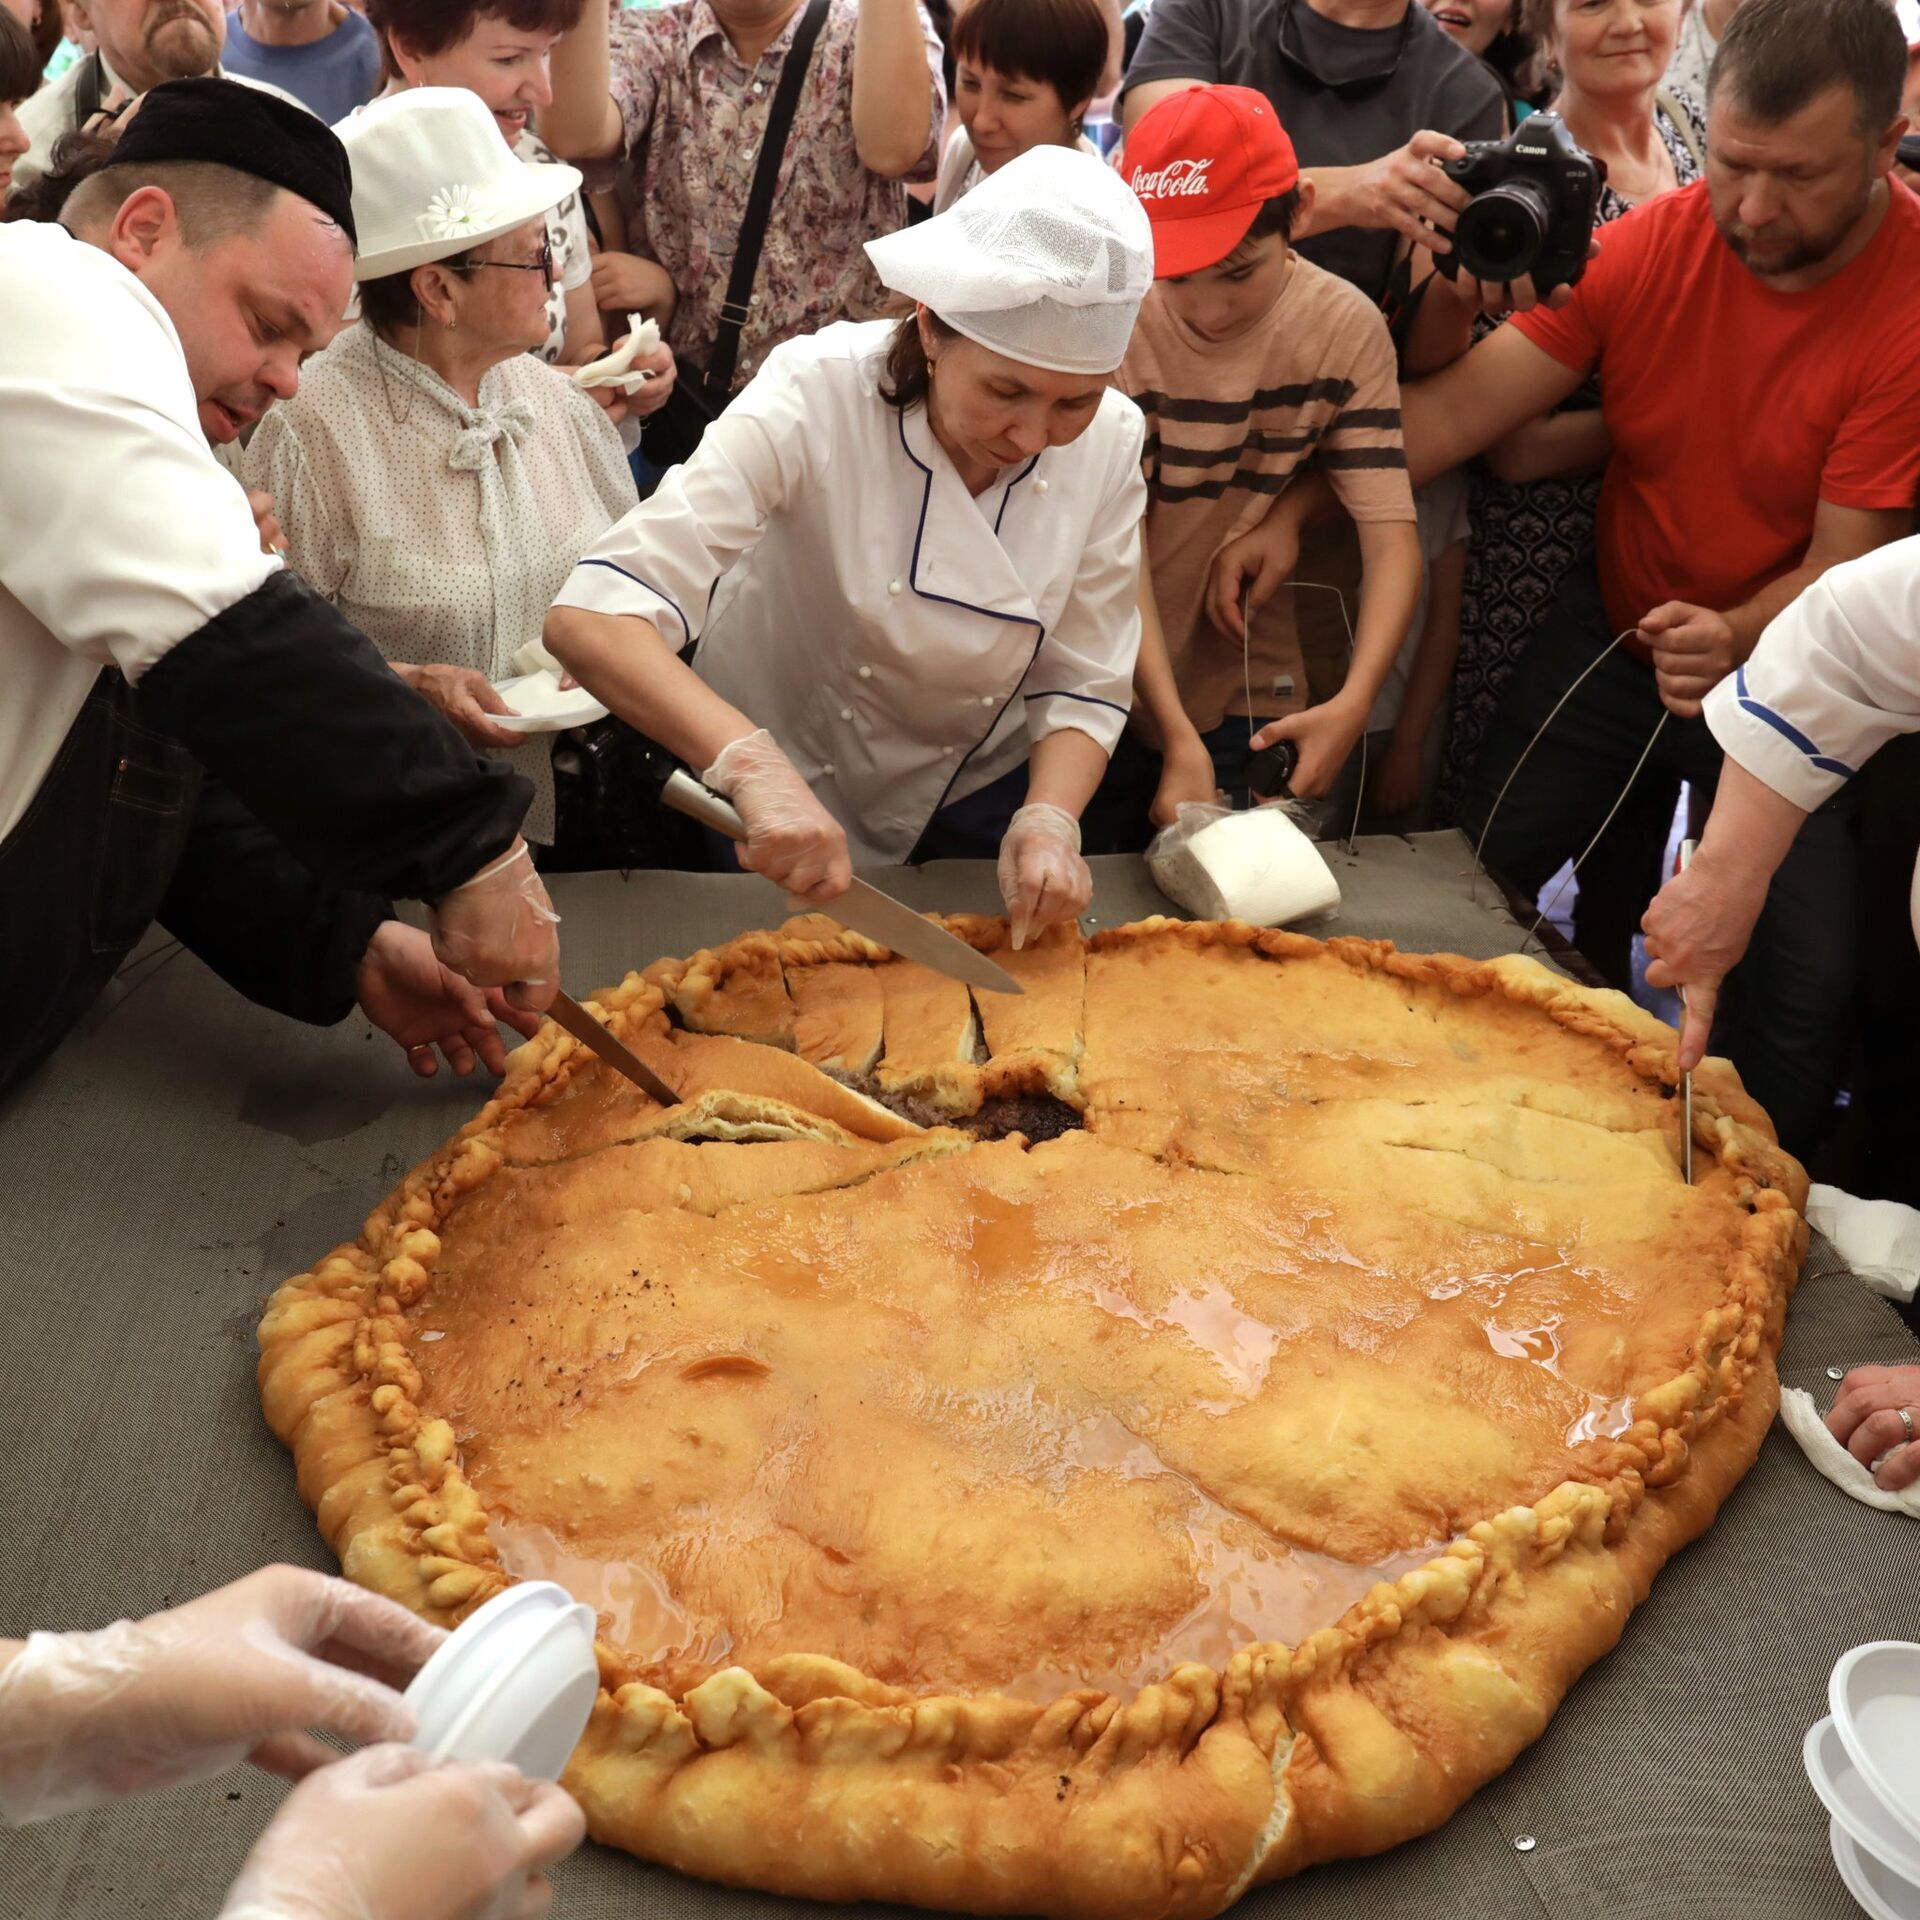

{"left": 545, "top": 144, "right": 1152, "bottom": 945}
{"left": 1643, "top": 533, "right": 1920, "bottom": 1068}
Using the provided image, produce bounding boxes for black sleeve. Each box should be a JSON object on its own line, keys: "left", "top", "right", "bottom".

{"left": 157, "top": 772, "right": 392, "bottom": 1027}
{"left": 135, "top": 569, "right": 531, "bottom": 904}
{"left": 1120, "top": 0, "right": 1225, "bottom": 96}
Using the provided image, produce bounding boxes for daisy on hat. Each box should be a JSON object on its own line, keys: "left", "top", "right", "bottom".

{"left": 337, "top": 86, "right": 581, "bottom": 281}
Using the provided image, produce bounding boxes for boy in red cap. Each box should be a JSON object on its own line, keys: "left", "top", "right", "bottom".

{"left": 1117, "top": 85, "right": 1421, "bottom": 814}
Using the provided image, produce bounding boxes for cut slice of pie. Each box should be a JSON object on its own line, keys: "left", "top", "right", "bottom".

{"left": 258, "top": 918, "right": 1805, "bottom": 1919}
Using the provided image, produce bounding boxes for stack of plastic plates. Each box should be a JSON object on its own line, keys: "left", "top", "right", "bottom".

{"left": 404, "top": 1580, "right": 600, "bottom": 1783}
{"left": 1805, "top": 1642, "right": 1920, "bottom": 1918}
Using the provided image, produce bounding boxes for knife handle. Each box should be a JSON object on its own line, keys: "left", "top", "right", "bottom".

{"left": 661, "top": 769, "right": 746, "bottom": 842}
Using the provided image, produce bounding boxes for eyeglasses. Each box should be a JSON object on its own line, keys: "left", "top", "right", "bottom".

{"left": 451, "top": 235, "right": 556, "bottom": 285}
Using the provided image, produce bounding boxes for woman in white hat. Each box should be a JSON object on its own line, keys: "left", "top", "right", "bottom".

{"left": 544, "top": 144, "right": 1152, "bottom": 942}
{"left": 245, "top": 87, "right": 638, "bottom": 858}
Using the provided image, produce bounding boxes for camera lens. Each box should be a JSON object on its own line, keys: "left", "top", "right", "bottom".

{"left": 1453, "top": 179, "right": 1553, "bottom": 280}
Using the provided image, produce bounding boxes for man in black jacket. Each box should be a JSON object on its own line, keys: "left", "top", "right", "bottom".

{"left": 0, "top": 80, "right": 561, "bottom": 1094}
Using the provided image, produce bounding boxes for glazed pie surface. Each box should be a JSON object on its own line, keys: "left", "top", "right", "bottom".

{"left": 260, "top": 917, "right": 1806, "bottom": 1918}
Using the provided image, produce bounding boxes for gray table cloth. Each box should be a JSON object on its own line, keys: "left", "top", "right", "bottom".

{"left": 2, "top": 836, "right": 1912, "bottom": 1918}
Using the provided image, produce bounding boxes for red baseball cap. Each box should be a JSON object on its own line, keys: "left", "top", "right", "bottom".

{"left": 1124, "top": 85, "right": 1300, "bottom": 279}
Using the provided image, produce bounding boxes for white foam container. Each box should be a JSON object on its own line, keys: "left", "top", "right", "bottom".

{"left": 404, "top": 1579, "right": 600, "bottom": 1782}
{"left": 1807, "top": 1716, "right": 1920, "bottom": 1884}
{"left": 488, "top": 670, "right": 609, "bottom": 735}
{"left": 1833, "top": 1816, "right": 1920, "bottom": 1920}
{"left": 1831, "top": 1643, "right": 1920, "bottom": 1850}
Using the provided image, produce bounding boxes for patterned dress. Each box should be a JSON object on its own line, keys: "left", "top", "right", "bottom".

{"left": 1436, "top": 89, "right": 1706, "bottom": 823}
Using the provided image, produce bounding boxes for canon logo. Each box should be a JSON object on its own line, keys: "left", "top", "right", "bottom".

{"left": 1129, "top": 157, "right": 1214, "bottom": 199}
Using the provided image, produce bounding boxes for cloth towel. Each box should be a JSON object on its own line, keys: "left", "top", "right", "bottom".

{"left": 1780, "top": 1387, "right": 1920, "bottom": 1517}
{"left": 1807, "top": 1185, "right": 1920, "bottom": 1302}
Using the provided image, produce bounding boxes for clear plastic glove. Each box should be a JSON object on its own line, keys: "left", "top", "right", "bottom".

{"left": 0, "top": 1567, "right": 445, "bottom": 1826}
{"left": 216, "top": 1744, "right": 585, "bottom": 1920}
{"left": 429, "top": 840, "right": 560, "bottom": 1016}
{"left": 703, "top": 729, "right": 851, "bottom": 902}
{"left": 997, "top": 803, "right": 1090, "bottom": 950}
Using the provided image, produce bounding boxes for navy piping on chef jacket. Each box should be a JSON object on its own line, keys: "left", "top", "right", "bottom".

{"left": 1731, "top": 666, "right": 1857, "bottom": 779}
{"left": 895, "top": 410, "right": 1049, "bottom": 823}
{"left": 574, "top": 559, "right": 693, "bottom": 649}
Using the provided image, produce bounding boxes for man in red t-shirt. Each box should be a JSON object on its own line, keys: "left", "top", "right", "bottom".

{"left": 1399, "top": 0, "right": 1918, "bottom": 1155}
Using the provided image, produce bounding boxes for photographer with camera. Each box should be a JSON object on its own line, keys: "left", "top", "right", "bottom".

{"left": 1118, "top": 0, "right": 1508, "bottom": 313}
{"left": 1397, "top": 0, "right": 1920, "bottom": 1159}
{"left": 1405, "top": 0, "right": 1707, "bottom": 974}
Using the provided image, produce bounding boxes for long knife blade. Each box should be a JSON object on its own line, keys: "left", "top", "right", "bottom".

{"left": 1678, "top": 838, "right": 1696, "bottom": 1187}
{"left": 548, "top": 990, "right": 682, "bottom": 1105}
{"left": 660, "top": 770, "right": 1026, "bottom": 995}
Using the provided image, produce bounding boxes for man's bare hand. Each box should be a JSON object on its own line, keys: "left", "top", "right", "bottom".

{"left": 1638, "top": 601, "right": 1740, "bottom": 718}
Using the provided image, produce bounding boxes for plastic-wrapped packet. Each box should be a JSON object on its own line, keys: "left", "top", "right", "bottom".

{"left": 1145, "top": 801, "right": 1341, "bottom": 927}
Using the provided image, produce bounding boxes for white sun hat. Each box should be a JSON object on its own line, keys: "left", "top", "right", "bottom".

{"left": 865, "top": 144, "right": 1153, "bottom": 376}
{"left": 335, "top": 87, "right": 582, "bottom": 282}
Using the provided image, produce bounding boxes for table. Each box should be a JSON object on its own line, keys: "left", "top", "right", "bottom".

{"left": 3, "top": 837, "right": 1914, "bottom": 1918}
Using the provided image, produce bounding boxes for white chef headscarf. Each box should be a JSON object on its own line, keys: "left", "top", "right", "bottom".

{"left": 865, "top": 145, "right": 1154, "bottom": 377}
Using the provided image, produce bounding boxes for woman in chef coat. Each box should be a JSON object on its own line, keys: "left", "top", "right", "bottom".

{"left": 544, "top": 145, "right": 1152, "bottom": 943}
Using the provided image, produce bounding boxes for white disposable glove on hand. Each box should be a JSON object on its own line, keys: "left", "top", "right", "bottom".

{"left": 703, "top": 729, "right": 852, "bottom": 902}
{"left": 997, "top": 804, "right": 1091, "bottom": 950}
{"left": 0, "top": 1567, "right": 445, "bottom": 1826}
{"left": 429, "top": 840, "right": 561, "bottom": 1016}
{"left": 216, "top": 1744, "right": 586, "bottom": 1920}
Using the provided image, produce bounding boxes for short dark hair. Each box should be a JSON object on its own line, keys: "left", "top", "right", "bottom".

{"left": 1243, "top": 187, "right": 1305, "bottom": 248}
{"left": 879, "top": 308, "right": 961, "bottom": 411}
{"left": 367, "top": 0, "right": 586, "bottom": 63}
{"left": 1708, "top": 0, "right": 1905, "bottom": 136}
{"left": 357, "top": 252, "right": 479, "bottom": 335}
{"left": 60, "top": 157, "right": 284, "bottom": 246}
{"left": 0, "top": 3, "right": 38, "bottom": 108}
{"left": 948, "top": 0, "right": 1108, "bottom": 114}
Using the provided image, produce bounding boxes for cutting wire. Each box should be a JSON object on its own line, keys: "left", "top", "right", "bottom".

{"left": 1240, "top": 578, "right": 1368, "bottom": 857}
{"left": 1469, "top": 628, "right": 1657, "bottom": 912}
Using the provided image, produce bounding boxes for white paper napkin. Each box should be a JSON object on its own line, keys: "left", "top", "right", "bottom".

{"left": 1807, "top": 1184, "right": 1920, "bottom": 1302}
{"left": 571, "top": 314, "right": 661, "bottom": 395}
{"left": 508, "top": 636, "right": 561, "bottom": 678}
{"left": 1780, "top": 1387, "right": 1920, "bottom": 1516}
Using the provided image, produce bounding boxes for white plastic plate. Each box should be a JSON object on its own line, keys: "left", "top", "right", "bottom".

{"left": 488, "top": 670, "right": 609, "bottom": 734}
{"left": 1833, "top": 1816, "right": 1920, "bottom": 1920}
{"left": 1832, "top": 1643, "right": 1920, "bottom": 1848}
{"left": 405, "top": 1580, "right": 599, "bottom": 1781}
{"left": 1807, "top": 1716, "right": 1920, "bottom": 1883}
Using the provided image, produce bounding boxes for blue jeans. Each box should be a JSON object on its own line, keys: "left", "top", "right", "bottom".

{"left": 1459, "top": 558, "right": 1855, "bottom": 1157}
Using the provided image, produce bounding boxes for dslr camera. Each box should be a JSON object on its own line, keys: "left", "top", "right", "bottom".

{"left": 1433, "top": 113, "right": 1605, "bottom": 297}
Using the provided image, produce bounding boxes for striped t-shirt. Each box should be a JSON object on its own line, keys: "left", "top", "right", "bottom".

{"left": 1121, "top": 255, "right": 1414, "bottom": 731}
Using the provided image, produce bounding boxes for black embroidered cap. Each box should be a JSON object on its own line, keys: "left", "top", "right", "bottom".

{"left": 110, "top": 77, "right": 357, "bottom": 245}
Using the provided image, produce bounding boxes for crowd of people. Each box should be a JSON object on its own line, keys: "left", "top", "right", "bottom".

{"left": 6, "top": 0, "right": 1920, "bottom": 1904}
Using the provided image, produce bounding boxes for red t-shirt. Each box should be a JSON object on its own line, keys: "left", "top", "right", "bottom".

{"left": 1511, "top": 180, "right": 1920, "bottom": 637}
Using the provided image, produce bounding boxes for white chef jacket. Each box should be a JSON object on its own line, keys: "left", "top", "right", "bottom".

{"left": 1703, "top": 535, "right": 1920, "bottom": 814}
{"left": 553, "top": 319, "right": 1146, "bottom": 864}
{"left": 0, "top": 222, "right": 275, "bottom": 846}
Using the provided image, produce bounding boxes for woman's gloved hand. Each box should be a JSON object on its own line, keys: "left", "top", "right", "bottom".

{"left": 704, "top": 729, "right": 851, "bottom": 903}
{"left": 216, "top": 1744, "right": 586, "bottom": 1920}
{"left": 429, "top": 841, "right": 561, "bottom": 1016}
{"left": 997, "top": 804, "right": 1091, "bottom": 950}
{"left": 0, "top": 1567, "right": 445, "bottom": 1826}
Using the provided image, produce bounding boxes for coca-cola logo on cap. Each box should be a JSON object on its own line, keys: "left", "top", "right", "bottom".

{"left": 1129, "top": 157, "right": 1214, "bottom": 201}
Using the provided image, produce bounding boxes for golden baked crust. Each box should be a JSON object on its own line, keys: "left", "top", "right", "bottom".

{"left": 259, "top": 918, "right": 1806, "bottom": 1918}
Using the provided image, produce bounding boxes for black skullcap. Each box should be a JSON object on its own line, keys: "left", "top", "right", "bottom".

{"left": 109, "top": 77, "right": 357, "bottom": 245}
